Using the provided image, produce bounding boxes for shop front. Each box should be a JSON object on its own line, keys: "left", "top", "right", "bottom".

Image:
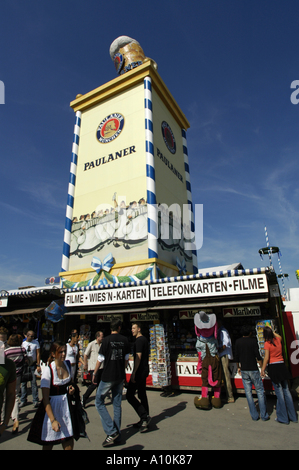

{"left": 0, "top": 285, "right": 65, "bottom": 364}
{"left": 63, "top": 266, "right": 286, "bottom": 392}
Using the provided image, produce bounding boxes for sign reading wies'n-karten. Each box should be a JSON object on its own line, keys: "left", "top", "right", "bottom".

{"left": 64, "top": 274, "right": 268, "bottom": 307}
{"left": 65, "top": 285, "right": 149, "bottom": 307}
{"left": 150, "top": 274, "right": 268, "bottom": 301}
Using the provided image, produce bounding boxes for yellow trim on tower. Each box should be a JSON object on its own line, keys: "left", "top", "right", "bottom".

{"left": 70, "top": 60, "right": 190, "bottom": 130}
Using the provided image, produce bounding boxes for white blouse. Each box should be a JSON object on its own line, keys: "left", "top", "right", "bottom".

{"left": 41, "top": 361, "right": 71, "bottom": 388}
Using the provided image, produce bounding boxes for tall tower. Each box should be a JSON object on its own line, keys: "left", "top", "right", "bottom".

{"left": 60, "top": 37, "right": 197, "bottom": 289}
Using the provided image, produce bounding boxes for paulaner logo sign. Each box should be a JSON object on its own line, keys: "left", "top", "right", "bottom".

{"left": 161, "top": 121, "right": 176, "bottom": 154}
{"left": 96, "top": 113, "right": 124, "bottom": 143}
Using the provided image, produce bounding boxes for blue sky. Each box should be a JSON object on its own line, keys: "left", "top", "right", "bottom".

{"left": 0, "top": 0, "right": 299, "bottom": 294}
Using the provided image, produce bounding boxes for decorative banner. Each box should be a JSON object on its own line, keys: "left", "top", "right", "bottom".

{"left": 61, "top": 263, "right": 155, "bottom": 290}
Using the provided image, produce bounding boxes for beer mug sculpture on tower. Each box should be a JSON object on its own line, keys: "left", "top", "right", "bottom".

{"left": 109, "top": 36, "right": 158, "bottom": 75}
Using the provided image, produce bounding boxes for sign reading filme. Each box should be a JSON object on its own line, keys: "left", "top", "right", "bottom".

{"left": 65, "top": 285, "right": 149, "bottom": 307}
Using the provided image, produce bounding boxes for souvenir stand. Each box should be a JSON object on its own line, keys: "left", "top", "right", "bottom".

{"left": 0, "top": 285, "right": 64, "bottom": 367}
{"left": 63, "top": 264, "right": 286, "bottom": 392}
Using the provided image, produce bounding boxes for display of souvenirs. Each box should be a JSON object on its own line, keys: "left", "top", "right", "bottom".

{"left": 149, "top": 324, "right": 171, "bottom": 387}
{"left": 256, "top": 320, "right": 274, "bottom": 359}
{"left": 168, "top": 317, "right": 197, "bottom": 355}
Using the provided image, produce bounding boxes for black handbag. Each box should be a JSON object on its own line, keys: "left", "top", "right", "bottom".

{"left": 21, "top": 364, "right": 33, "bottom": 383}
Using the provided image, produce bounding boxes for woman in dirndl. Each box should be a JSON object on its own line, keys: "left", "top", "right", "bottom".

{"left": 261, "top": 326, "right": 297, "bottom": 425}
{"left": 28, "top": 341, "right": 75, "bottom": 450}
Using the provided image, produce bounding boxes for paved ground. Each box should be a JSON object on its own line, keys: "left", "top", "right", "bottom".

{"left": 0, "top": 385, "right": 298, "bottom": 453}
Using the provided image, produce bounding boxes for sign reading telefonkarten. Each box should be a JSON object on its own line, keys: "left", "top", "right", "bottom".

{"left": 150, "top": 274, "right": 268, "bottom": 301}
{"left": 64, "top": 274, "right": 268, "bottom": 307}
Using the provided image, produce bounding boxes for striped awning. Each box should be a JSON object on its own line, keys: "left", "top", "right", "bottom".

{"left": 0, "top": 286, "right": 62, "bottom": 299}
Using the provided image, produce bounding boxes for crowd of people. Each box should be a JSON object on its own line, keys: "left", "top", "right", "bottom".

{"left": 0, "top": 320, "right": 151, "bottom": 449}
{"left": 0, "top": 317, "right": 297, "bottom": 450}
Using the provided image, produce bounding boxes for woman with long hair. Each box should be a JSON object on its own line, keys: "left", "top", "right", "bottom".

{"left": 28, "top": 341, "right": 75, "bottom": 450}
{"left": 261, "top": 327, "right": 297, "bottom": 424}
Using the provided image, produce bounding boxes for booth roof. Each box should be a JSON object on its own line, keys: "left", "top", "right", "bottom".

{"left": 0, "top": 285, "right": 62, "bottom": 298}
{"left": 197, "top": 262, "right": 244, "bottom": 274}
{"left": 0, "top": 265, "right": 272, "bottom": 298}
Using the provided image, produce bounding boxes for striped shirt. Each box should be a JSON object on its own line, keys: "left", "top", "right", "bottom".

{"left": 5, "top": 346, "right": 27, "bottom": 377}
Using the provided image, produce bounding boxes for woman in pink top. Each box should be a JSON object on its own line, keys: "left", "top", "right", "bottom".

{"left": 261, "top": 327, "right": 297, "bottom": 424}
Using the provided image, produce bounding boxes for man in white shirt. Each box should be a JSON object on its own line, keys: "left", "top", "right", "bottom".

{"left": 20, "top": 330, "right": 41, "bottom": 408}
{"left": 82, "top": 331, "right": 103, "bottom": 407}
{"left": 66, "top": 331, "right": 79, "bottom": 381}
{"left": 217, "top": 320, "right": 234, "bottom": 403}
